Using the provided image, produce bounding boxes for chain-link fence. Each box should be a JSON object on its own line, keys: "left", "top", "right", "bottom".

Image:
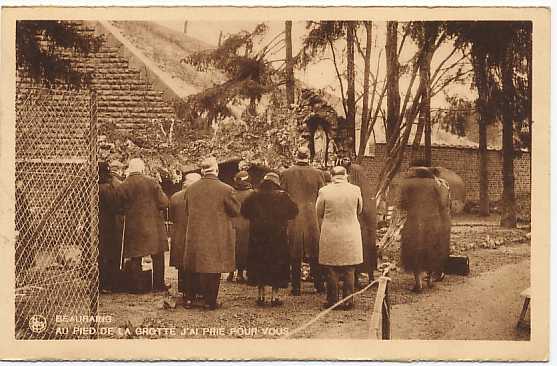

{"left": 15, "top": 86, "right": 99, "bottom": 339}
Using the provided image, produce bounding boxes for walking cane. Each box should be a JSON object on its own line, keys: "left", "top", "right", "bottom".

{"left": 119, "top": 217, "right": 126, "bottom": 271}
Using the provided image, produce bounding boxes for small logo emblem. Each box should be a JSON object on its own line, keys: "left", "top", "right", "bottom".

{"left": 28, "top": 315, "right": 47, "bottom": 334}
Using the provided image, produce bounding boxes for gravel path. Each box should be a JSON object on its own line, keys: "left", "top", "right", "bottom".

{"left": 98, "top": 225, "right": 530, "bottom": 340}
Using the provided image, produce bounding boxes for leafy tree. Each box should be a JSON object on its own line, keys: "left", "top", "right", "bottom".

{"left": 436, "top": 96, "right": 474, "bottom": 137}
{"left": 447, "top": 21, "right": 532, "bottom": 227}
{"left": 179, "top": 23, "right": 286, "bottom": 129}
{"left": 16, "top": 20, "right": 103, "bottom": 88}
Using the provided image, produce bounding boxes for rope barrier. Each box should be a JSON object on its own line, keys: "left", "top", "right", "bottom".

{"left": 281, "top": 278, "right": 380, "bottom": 339}
{"left": 282, "top": 262, "right": 395, "bottom": 339}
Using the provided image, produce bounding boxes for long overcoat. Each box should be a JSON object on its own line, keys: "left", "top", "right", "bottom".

{"left": 347, "top": 163, "right": 377, "bottom": 273}
{"left": 398, "top": 168, "right": 447, "bottom": 273}
{"left": 434, "top": 174, "right": 451, "bottom": 270}
{"left": 233, "top": 187, "right": 254, "bottom": 269}
{"left": 280, "top": 163, "right": 324, "bottom": 260}
{"left": 316, "top": 181, "right": 363, "bottom": 266}
{"left": 99, "top": 180, "right": 122, "bottom": 265}
{"left": 168, "top": 188, "right": 187, "bottom": 268}
{"left": 182, "top": 175, "right": 240, "bottom": 273}
{"left": 116, "top": 172, "right": 169, "bottom": 258}
{"left": 242, "top": 187, "right": 298, "bottom": 288}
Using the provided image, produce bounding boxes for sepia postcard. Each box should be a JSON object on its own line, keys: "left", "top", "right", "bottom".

{"left": 0, "top": 5, "right": 550, "bottom": 361}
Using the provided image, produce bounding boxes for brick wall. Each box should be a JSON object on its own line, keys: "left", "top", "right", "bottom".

{"left": 358, "top": 143, "right": 531, "bottom": 203}
{"left": 17, "top": 24, "right": 176, "bottom": 136}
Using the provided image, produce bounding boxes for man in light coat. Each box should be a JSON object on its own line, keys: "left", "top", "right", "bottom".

{"left": 316, "top": 166, "right": 363, "bottom": 310}
{"left": 181, "top": 157, "right": 240, "bottom": 310}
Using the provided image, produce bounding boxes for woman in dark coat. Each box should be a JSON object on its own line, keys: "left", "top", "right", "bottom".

{"left": 227, "top": 171, "right": 254, "bottom": 283}
{"left": 399, "top": 166, "right": 447, "bottom": 292}
{"left": 242, "top": 172, "right": 298, "bottom": 306}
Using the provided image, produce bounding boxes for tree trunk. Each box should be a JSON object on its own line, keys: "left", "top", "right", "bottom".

{"left": 421, "top": 24, "right": 435, "bottom": 166}
{"left": 285, "top": 21, "right": 295, "bottom": 107}
{"left": 184, "top": 21, "right": 188, "bottom": 35}
{"left": 346, "top": 21, "right": 356, "bottom": 156}
{"left": 472, "top": 48, "right": 490, "bottom": 216}
{"left": 385, "top": 21, "right": 401, "bottom": 147}
{"left": 218, "top": 30, "right": 223, "bottom": 47}
{"left": 500, "top": 47, "right": 517, "bottom": 228}
{"left": 358, "top": 21, "right": 373, "bottom": 157}
{"left": 410, "top": 114, "right": 425, "bottom": 163}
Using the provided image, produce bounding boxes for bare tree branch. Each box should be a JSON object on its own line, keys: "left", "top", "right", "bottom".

{"left": 327, "top": 36, "right": 348, "bottom": 116}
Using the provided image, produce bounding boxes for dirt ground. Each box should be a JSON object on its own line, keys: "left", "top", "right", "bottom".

{"left": 98, "top": 215, "right": 531, "bottom": 340}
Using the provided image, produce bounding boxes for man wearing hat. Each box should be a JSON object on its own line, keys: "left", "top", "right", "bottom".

{"left": 109, "top": 159, "right": 125, "bottom": 184}
{"left": 181, "top": 157, "right": 240, "bottom": 310}
{"left": 116, "top": 158, "right": 170, "bottom": 293}
{"left": 169, "top": 173, "right": 202, "bottom": 299}
{"left": 106, "top": 159, "right": 125, "bottom": 291}
{"left": 281, "top": 146, "right": 326, "bottom": 295}
{"left": 316, "top": 166, "right": 363, "bottom": 310}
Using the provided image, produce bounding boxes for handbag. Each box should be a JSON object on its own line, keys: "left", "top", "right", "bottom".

{"left": 444, "top": 255, "right": 470, "bottom": 276}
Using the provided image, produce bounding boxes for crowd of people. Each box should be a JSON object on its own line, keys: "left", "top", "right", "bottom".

{"left": 97, "top": 147, "right": 451, "bottom": 311}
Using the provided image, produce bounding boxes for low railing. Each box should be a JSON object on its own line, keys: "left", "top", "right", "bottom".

{"left": 283, "top": 261, "right": 395, "bottom": 340}
{"left": 368, "top": 262, "right": 394, "bottom": 340}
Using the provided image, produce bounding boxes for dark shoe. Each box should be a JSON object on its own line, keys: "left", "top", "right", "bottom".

{"left": 227, "top": 272, "right": 234, "bottom": 282}
{"left": 411, "top": 285, "right": 423, "bottom": 293}
{"left": 256, "top": 298, "right": 266, "bottom": 307}
{"left": 270, "top": 299, "right": 283, "bottom": 307}
{"left": 290, "top": 288, "right": 301, "bottom": 296}
{"left": 237, "top": 276, "right": 247, "bottom": 284}
{"left": 183, "top": 299, "right": 193, "bottom": 309}
{"left": 434, "top": 272, "right": 446, "bottom": 282}
{"left": 100, "top": 288, "right": 112, "bottom": 294}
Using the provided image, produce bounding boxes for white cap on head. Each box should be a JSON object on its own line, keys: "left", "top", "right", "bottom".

{"left": 127, "top": 158, "right": 145, "bottom": 174}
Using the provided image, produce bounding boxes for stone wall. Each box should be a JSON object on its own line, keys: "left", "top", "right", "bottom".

{"left": 358, "top": 143, "right": 531, "bottom": 203}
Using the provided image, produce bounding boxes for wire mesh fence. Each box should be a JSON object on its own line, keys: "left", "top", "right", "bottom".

{"left": 15, "top": 85, "right": 99, "bottom": 339}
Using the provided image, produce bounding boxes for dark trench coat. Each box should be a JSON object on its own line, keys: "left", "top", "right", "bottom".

{"left": 347, "top": 163, "right": 377, "bottom": 275}
{"left": 398, "top": 168, "right": 448, "bottom": 274}
{"left": 181, "top": 176, "right": 240, "bottom": 273}
{"left": 233, "top": 187, "right": 254, "bottom": 270}
{"left": 168, "top": 188, "right": 187, "bottom": 269}
{"left": 242, "top": 187, "right": 298, "bottom": 288}
{"left": 115, "top": 172, "right": 169, "bottom": 258}
{"left": 280, "top": 163, "right": 324, "bottom": 260}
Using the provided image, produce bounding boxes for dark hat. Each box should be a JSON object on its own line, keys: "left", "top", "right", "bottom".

{"left": 263, "top": 172, "right": 280, "bottom": 187}
{"left": 98, "top": 161, "right": 110, "bottom": 174}
{"left": 235, "top": 170, "right": 250, "bottom": 182}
